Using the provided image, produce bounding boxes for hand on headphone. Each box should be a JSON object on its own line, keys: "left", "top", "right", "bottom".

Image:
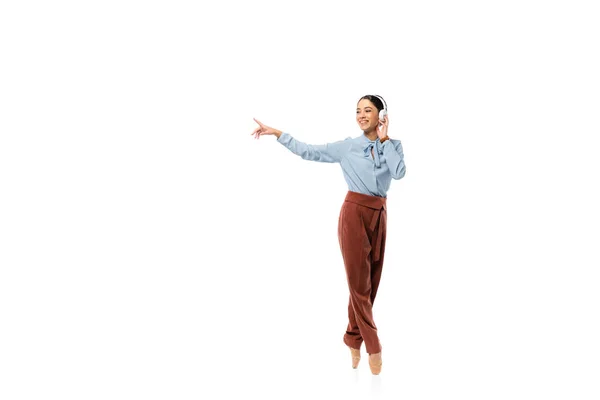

{"left": 376, "top": 114, "right": 389, "bottom": 140}
{"left": 251, "top": 118, "right": 282, "bottom": 139}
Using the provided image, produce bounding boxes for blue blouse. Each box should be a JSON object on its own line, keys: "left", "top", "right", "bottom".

{"left": 277, "top": 132, "right": 406, "bottom": 198}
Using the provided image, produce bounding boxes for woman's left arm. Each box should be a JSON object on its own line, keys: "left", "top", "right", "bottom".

{"left": 382, "top": 140, "right": 406, "bottom": 179}
{"left": 377, "top": 115, "right": 406, "bottom": 180}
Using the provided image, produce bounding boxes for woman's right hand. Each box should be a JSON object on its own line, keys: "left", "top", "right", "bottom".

{"left": 251, "top": 118, "right": 282, "bottom": 139}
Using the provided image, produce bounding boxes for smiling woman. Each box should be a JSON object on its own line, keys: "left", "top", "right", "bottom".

{"left": 357, "top": 94, "right": 388, "bottom": 141}
{"left": 251, "top": 94, "right": 406, "bottom": 375}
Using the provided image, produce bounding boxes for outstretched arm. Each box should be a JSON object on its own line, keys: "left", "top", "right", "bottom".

{"left": 277, "top": 132, "right": 350, "bottom": 163}
{"left": 252, "top": 118, "right": 349, "bottom": 163}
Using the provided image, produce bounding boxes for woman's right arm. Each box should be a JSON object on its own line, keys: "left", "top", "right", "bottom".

{"left": 276, "top": 132, "right": 350, "bottom": 163}
{"left": 252, "top": 118, "right": 350, "bottom": 163}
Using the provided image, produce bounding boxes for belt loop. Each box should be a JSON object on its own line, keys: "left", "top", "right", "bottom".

{"left": 371, "top": 204, "right": 385, "bottom": 263}
{"left": 374, "top": 223, "right": 384, "bottom": 262}
{"left": 369, "top": 209, "right": 380, "bottom": 232}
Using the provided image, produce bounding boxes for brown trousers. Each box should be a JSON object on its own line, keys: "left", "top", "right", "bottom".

{"left": 338, "top": 190, "right": 387, "bottom": 355}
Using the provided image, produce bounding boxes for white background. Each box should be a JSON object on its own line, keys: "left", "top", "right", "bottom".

{"left": 1, "top": 0, "right": 599, "bottom": 399}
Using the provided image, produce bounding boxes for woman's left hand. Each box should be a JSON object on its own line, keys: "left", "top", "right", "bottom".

{"left": 376, "top": 115, "right": 389, "bottom": 140}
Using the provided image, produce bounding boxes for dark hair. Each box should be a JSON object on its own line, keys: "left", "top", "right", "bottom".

{"left": 358, "top": 95, "right": 385, "bottom": 112}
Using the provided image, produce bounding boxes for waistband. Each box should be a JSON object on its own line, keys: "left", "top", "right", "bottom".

{"left": 344, "top": 191, "right": 387, "bottom": 211}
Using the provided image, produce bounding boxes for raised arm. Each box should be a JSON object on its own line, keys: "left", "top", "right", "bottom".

{"left": 276, "top": 132, "right": 351, "bottom": 163}
{"left": 382, "top": 139, "right": 406, "bottom": 179}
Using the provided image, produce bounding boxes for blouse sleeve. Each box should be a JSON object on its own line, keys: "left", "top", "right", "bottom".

{"left": 277, "top": 132, "right": 351, "bottom": 163}
{"left": 382, "top": 139, "right": 406, "bottom": 179}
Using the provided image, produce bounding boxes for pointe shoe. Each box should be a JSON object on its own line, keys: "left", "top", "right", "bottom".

{"left": 348, "top": 346, "right": 361, "bottom": 369}
{"left": 368, "top": 352, "right": 382, "bottom": 375}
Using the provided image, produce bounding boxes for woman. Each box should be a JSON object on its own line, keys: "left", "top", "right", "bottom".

{"left": 251, "top": 94, "right": 406, "bottom": 375}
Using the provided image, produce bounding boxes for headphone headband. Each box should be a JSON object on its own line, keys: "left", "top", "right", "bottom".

{"left": 373, "top": 94, "right": 387, "bottom": 111}
{"left": 372, "top": 94, "right": 388, "bottom": 121}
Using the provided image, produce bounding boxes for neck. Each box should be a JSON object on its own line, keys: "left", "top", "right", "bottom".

{"left": 363, "top": 129, "right": 378, "bottom": 141}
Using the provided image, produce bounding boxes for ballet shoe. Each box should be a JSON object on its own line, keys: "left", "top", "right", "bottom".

{"left": 368, "top": 352, "right": 382, "bottom": 375}
{"left": 348, "top": 346, "right": 361, "bottom": 369}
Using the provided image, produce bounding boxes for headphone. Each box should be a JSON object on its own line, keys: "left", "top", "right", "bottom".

{"left": 373, "top": 94, "right": 388, "bottom": 121}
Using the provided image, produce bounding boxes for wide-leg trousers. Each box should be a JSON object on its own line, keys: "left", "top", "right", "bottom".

{"left": 338, "top": 190, "right": 387, "bottom": 355}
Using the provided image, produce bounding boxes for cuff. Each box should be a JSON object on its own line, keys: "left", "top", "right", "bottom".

{"left": 277, "top": 132, "right": 290, "bottom": 143}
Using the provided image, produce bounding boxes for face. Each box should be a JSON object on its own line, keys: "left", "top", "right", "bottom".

{"left": 356, "top": 99, "right": 380, "bottom": 132}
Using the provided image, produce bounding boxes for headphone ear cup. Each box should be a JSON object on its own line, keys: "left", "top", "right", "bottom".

{"left": 379, "top": 109, "right": 387, "bottom": 121}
